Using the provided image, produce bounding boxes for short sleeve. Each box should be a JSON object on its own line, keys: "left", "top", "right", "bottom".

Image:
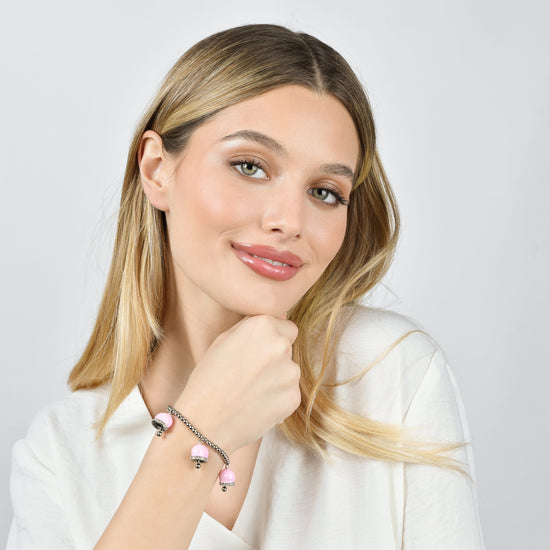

{"left": 7, "top": 435, "right": 75, "bottom": 549}
{"left": 402, "top": 349, "right": 485, "bottom": 549}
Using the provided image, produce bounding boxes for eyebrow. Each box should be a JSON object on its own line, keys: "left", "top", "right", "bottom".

{"left": 220, "top": 129, "right": 355, "bottom": 184}
{"left": 319, "top": 163, "right": 355, "bottom": 184}
{"left": 220, "top": 130, "right": 286, "bottom": 155}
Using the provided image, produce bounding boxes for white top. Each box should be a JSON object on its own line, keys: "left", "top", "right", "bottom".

{"left": 8, "top": 307, "right": 485, "bottom": 549}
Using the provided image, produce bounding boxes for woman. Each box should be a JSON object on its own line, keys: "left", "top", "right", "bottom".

{"left": 8, "top": 24, "right": 484, "bottom": 549}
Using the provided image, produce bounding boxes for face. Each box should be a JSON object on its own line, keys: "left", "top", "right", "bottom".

{"left": 158, "top": 85, "right": 360, "bottom": 318}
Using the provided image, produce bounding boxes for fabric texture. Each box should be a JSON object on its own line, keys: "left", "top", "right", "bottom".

{"left": 8, "top": 307, "right": 485, "bottom": 549}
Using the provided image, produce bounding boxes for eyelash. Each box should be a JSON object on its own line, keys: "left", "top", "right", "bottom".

{"left": 230, "top": 158, "right": 350, "bottom": 207}
{"left": 230, "top": 159, "right": 266, "bottom": 179}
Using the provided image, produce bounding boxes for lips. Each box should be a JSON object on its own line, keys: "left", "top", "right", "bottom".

{"left": 231, "top": 242, "right": 304, "bottom": 281}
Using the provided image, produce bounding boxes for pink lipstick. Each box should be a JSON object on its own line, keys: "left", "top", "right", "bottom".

{"left": 231, "top": 242, "right": 304, "bottom": 281}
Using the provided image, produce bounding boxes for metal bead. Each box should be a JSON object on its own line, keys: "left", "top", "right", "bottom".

{"left": 167, "top": 405, "right": 231, "bottom": 473}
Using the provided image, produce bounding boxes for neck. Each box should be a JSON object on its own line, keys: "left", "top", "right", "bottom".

{"left": 139, "top": 272, "right": 244, "bottom": 417}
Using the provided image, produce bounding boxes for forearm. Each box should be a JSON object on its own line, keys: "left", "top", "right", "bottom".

{"left": 94, "top": 419, "right": 223, "bottom": 550}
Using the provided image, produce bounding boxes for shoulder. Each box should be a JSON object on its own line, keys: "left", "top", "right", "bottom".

{"left": 9, "top": 386, "right": 151, "bottom": 546}
{"left": 336, "top": 305, "right": 441, "bottom": 372}
{"left": 331, "top": 305, "right": 450, "bottom": 422}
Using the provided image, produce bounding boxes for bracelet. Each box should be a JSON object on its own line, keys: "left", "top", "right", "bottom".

{"left": 151, "top": 407, "right": 236, "bottom": 492}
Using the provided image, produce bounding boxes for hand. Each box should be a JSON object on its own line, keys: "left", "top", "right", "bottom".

{"left": 173, "top": 315, "right": 301, "bottom": 454}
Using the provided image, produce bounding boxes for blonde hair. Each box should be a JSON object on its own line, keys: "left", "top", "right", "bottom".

{"left": 69, "top": 24, "right": 467, "bottom": 475}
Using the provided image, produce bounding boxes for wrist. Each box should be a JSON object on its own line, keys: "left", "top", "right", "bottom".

{"left": 151, "top": 405, "right": 236, "bottom": 492}
{"left": 172, "top": 394, "right": 237, "bottom": 455}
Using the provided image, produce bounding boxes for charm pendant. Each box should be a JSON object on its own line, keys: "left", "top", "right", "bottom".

{"left": 191, "top": 444, "right": 209, "bottom": 468}
{"left": 151, "top": 412, "right": 173, "bottom": 437}
{"left": 219, "top": 467, "right": 236, "bottom": 492}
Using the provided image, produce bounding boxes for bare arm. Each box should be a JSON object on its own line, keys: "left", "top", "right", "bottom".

{"left": 94, "top": 315, "right": 300, "bottom": 549}
{"left": 94, "top": 416, "right": 223, "bottom": 550}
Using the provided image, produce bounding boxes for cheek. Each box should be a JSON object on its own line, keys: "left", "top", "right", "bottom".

{"left": 312, "top": 213, "right": 348, "bottom": 265}
{"left": 172, "top": 175, "right": 259, "bottom": 239}
{"left": 200, "top": 187, "right": 260, "bottom": 234}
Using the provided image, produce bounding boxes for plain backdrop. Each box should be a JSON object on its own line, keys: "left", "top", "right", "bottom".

{"left": 1, "top": 0, "right": 548, "bottom": 548}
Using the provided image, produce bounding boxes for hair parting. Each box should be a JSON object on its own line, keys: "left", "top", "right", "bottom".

{"left": 69, "top": 24, "right": 469, "bottom": 475}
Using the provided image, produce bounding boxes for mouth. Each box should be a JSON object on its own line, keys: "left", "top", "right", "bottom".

{"left": 231, "top": 242, "right": 304, "bottom": 281}
{"left": 249, "top": 254, "right": 291, "bottom": 267}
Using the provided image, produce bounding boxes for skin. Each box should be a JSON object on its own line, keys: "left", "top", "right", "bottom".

{"left": 139, "top": 84, "right": 359, "bottom": 403}
{"left": 144, "top": 83, "right": 359, "bottom": 522}
{"left": 96, "top": 85, "right": 360, "bottom": 547}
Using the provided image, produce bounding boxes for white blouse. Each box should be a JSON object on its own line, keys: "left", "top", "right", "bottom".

{"left": 8, "top": 307, "right": 485, "bottom": 549}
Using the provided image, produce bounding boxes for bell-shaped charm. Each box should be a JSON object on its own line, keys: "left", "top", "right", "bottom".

{"left": 152, "top": 412, "right": 173, "bottom": 437}
{"left": 219, "top": 467, "right": 236, "bottom": 492}
{"left": 190, "top": 444, "right": 209, "bottom": 468}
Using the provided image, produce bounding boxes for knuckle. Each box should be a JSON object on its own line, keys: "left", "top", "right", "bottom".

{"left": 254, "top": 315, "right": 273, "bottom": 333}
{"left": 286, "top": 343, "right": 294, "bottom": 358}
{"left": 291, "top": 361, "right": 301, "bottom": 382}
{"left": 274, "top": 337, "right": 289, "bottom": 356}
{"left": 291, "top": 387, "right": 302, "bottom": 411}
{"left": 287, "top": 321, "right": 299, "bottom": 339}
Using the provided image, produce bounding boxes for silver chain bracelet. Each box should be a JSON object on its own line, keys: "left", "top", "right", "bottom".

{"left": 166, "top": 405, "right": 230, "bottom": 467}
{"left": 151, "top": 405, "right": 236, "bottom": 491}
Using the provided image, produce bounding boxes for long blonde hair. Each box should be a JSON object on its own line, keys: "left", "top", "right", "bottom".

{"left": 69, "top": 24, "right": 467, "bottom": 474}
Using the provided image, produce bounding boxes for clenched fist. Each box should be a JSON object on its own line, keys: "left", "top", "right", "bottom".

{"left": 173, "top": 315, "right": 301, "bottom": 454}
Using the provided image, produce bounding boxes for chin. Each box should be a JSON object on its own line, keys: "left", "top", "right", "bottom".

{"left": 227, "top": 295, "right": 298, "bottom": 319}
{"left": 235, "top": 304, "right": 290, "bottom": 318}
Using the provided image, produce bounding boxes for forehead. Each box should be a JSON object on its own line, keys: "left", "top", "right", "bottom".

{"left": 186, "top": 85, "right": 361, "bottom": 173}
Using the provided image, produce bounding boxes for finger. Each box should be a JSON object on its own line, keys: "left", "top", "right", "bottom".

{"left": 214, "top": 315, "right": 251, "bottom": 342}
{"left": 273, "top": 318, "right": 299, "bottom": 344}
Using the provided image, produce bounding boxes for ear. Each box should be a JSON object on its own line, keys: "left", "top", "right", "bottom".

{"left": 138, "top": 130, "right": 174, "bottom": 212}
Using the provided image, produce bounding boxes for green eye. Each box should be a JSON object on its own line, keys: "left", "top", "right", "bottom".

{"left": 311, "top": 189, "right": 331, "bottom": 201}
{"left": 241, "top": 162, "right": 259, "bottom": 176}
{"left": 308, "top": 187, "right": 349, "bottom": 207}
{"left": 231, "top": 159, "right": 267, "bottom": 179}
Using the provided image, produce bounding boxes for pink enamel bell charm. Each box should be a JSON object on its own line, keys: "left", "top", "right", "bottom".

{"left": 152, "top": 412, "right": 173, "bottom": 437}
{"left": 191, "top": 444, "right": 209, "bottom": 468}
{"left": 219, "top": 466, "right": 236, "bottom": 492}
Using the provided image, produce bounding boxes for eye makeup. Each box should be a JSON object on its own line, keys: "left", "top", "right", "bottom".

{"left": 230, "top": 158, "right": 267, "bottom": 179}
{"left": 230, "top": 158, "right": 349, "bottom": 207}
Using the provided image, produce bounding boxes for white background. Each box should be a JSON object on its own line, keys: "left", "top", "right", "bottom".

{"left": 1, "top": 1, "right": 548, "bottom": 548}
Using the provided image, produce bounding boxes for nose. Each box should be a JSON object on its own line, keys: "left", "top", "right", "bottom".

{"left": 260, "top": 185, "right": 304, "bottom": 239}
